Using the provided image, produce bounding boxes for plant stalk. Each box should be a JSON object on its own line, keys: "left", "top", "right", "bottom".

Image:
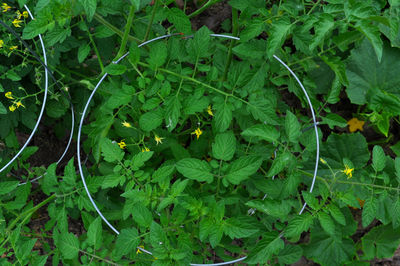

{"left": 116, "top": 5, "right": 136, "bottom": 60}
{"left": 222, "top": 7, "right": 238, "bottom": 81}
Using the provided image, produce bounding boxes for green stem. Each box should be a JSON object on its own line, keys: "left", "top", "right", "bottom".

{"left": 87, "top": 28, "right": 104, "bottom": 72}
{"left": 116, "top": 5, "right": 136, "bottom": 60}
{"left": 93, "top": 13, "right": 140, "bottom": 43}
{"left": 143, "top": 0, "right": 159, "bottom": 42}
{"left": 188, "top": 0, "right": 222, "bottom": 18}
{"left": 222, "top": 7, "right": 238, "bottom": 81}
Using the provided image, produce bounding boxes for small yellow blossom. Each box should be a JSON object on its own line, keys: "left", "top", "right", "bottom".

{"left": 15, "top": 101, "right": 25, "bottom": 108}
{"left": 9, "top": 45, "right": 17, "bottom": 50}
{"left": 347, "top": 117, "right": 365, "bottom": 133}
{"left": 191, "top": 127, "right": 203, "bottom": 140}
{"left": 12, "top": 18, "right": 23, "bottom": 28}
{"left": 117, "top": 140, "right": 127, "bottom": 149}
{"left": 154, "top": 135, "right": 164, "bottom": 145}
{"left": 320, "top": 158, "right": 327, "bottom": 164}
{"left": 1, "top": 3, "right": 11, "bottom": 12}
{"left": 5, "top": 92, "right": 14, "bottom": 99}
{"left": 207, "top": 105, "right": 213, "bottom": 116}
{"left": 22, "top": 11, "right": 28, "bottom": 18}
{"left": 9, "top": 105, "right": 16, "bottom": 112}
{"left": 136, "top": 245, "right": 145, "bottom": 254}
{"left": 342, "top": 164, "right": 354, "bottom": 179}
{"left": 0, "top": 39, "right": 3, "bottom": 48}
{"left": 16, "top": 10, "right": 28, "bottom": 19}
{"left": 141, "top": 147, "right": 150, "bottom": 152}
{"left": 122, "top": 121, "right": 132, "bottom": 128}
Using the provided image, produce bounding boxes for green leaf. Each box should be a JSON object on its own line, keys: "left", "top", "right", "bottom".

{"left": 212, "top": 102, "right": 233, "bottom": 133}
{"left": 372, "top": 145, "right": 386, "bottom": 172}
{"left": 0, "top": 102, "right": 6, "bottom": 114}
{"left": 239, "top": 19, "right": 265, "bottom": 42}
{"left": 132, "top": 203, "right": 153, "bottom": 228}
{"left": 357, "top": 20, "right": 383, "bottom": 62}
{"left": 304, "top": 228, "right": 355, "bottom": 265}
{"left": 22, "top": 18, "right": 53, "bottom": 39}
{"left": 128, "top": 42, "right": 140, "bottom": 64}
{"left": 212, "top": 131, "right": 236, "bottom": 161}
{"left": 0, "top": 181, "right": 19, "bottom": 195}
{"left": 278, "top": 245, "right": 303, "bottom": 264}
{"left": 362, "top": 224, "right": 400, "bottom": 259}
{"left": 131, "top": 151, "right": 154, "bottom": 170}
{"left": 166, "top": 8, "right": 192, "bottom": 34}
{"left": 42, "top": 163, "right": 58, "bottom": 195}
{"left": 328, "top": 204, "right": 346, "bottom": 226}
{"left": 164, "top": 96, "right": 181, "bottom": 131}
{"left": 320, "top": 113, "right": 347, "bottom": 129}
{"left": 104, "top": 64, "right": 127, "bottom": 75}
{"left": 362, "top": 197, "right": 377, "bottom": 227}
{"left": 223, "top": 216, "right": 259, "bottom": 239}
{"left": 267, "top": 152, "right": 291, "bottom": 177}
{"left": 225, "top": 156, "right": 263, "bottom": 185}
{"left": 100, "top": 138, "right": 124, "bottom": 163}
{"left": 148, "top": 42, "right": 167, "bottom": 68}
{"left": 45, "top": 26, "right": 71, "bottom": 46}
{"left": 346, "top": 40, "right": 400, "bottom": 106}
{"left": 241, "top": 124, "right": 280, "bottom": 143}
{"left": 285, "top": 213, "right": 314, "bottom": 240}
{"left": 59, "top": 233, "right": 79, "bottom": 259}
{"left": 247, "top": 97, "right": 279, "bottom": 125}
{"left": 82, "top": 0, "right": 97, "bottom": 21}
{"left": 285, "top": 110, "right": 301, "bottom": 142}
{"left": 318, "top": 212, "right": 335, "bottom": 235}
{"left": 78, "top": 43, "right": 91, "bottom": 63}
{"left": 139, "top": 108, "right": 163, "bottom": 132}
{"left": 87, "top": 217, "right": 102, "bottom": 249}
{"left": 113, "top": 228, "right": 140, "bottom": 259}
{"left": 192, "top": 26, "right": 211, "bottom": 58}
{"left": 176, "top": 158, "right": 214, "bottom": 183}
{"left": 310, "top": 14, "right": 335, "bottom": 51}
{"left": 246, "top": 232, "right": 284, "bottom": 264}
{"left": 266, "top": 17, "right": 292, "bottom": 57}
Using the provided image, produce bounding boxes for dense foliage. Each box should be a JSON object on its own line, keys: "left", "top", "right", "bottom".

{"left": 1, "top": 0, "right": 400, "bottom": 265}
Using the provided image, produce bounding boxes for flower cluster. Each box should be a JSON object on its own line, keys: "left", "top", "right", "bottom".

{"left": 4, "top": 91, "right": 25, "bottom": 112}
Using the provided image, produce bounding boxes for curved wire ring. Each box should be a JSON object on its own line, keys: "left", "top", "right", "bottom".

{"left": 0, "top": 5, "right": 75, "bottom": 185}
{"left": 77, "top": 34, "right": 320, "bottom": 265}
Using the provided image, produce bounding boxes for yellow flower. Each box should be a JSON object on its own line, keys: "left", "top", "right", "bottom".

{"left": 342, "top": 164, "right": 354, "bottom": 179}
{"left": 207, "top": 105, "right": 213, "bottom": 116}
{"left": 16, "top": 10, "right": 27, "bottom": 19}
{"left": 9, "top": 105, "right": 16, "bottom": 112}
{"left": 154, "top": 135, "right": 164, "bottom": 145}
{"left": 347, "top": 118, "right": 365, "bottom": 133}
{"left": 12, "top": 18, "right": 23, "bottom": 28}
{"left": 5, "top": 92, "right": 14, "bottom": 99}
{"left": 191, "top": 127, "right": 203, "bottom": 140}
{"left": 141, "top": 147, "right": 150, "bottom": 152}
{"left": 15, "top": 101, "right": 25, "bottom": 108}
{"left": 122, "top": 121, "right": 132, "bottom": 128}
{"left": 320, "top": 158, "right": 327, "bottom": 164}
{"left": 1, "top": 3, "right": 11, "bottom": 12}
{"left": 22, "top": 11, "right": 28, "bottom": 18}
{"left": 0, "top": 39, "right": 3, "bottom": 48}
{"left": 117, "top": 140, "right": 127, "bottom": 149}
{"left": 9, "top": 45, "right": 17, "bottom": 50}
{"left": 136, "top": 245, "right": 145, "bottom": 254}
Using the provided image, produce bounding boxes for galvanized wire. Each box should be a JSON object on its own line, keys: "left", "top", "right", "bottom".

{"left": 77, "top": 34, "right": 320, "bottom": 265}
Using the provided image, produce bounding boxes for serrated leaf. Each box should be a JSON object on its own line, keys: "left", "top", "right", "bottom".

{"left": 267, "top": 17, "right": 292, "bottom": 57}
{"left": 223, "top": 216, "right": 259, "bottom": 239}
{"left": 0, "top": 181, "right": 19, "bottom": 195}
{"left": 328, "top": 204, "right": 346, "bottom": 225}
{"left": 267, "top": 151, "right": 291, "bottom": 177}
{"left": 46, "top": 26, "right": 71, "bottom": 46}
{"left": 362, "top": 224, "right": 400, "bottom": 259}
{"left": 310, "top": 14, "right": 335, "bottom": 51}
{"left": 59, "top": 233, "right": 79, "bottom": 260}
{"left": 166, "top": 8, "right": 191, "bottom": 34}
{"left": 131, "top": 151, "right": 154, "bottom": 170}
{"left": 164, "top": 96, "right": 181, "bottom": 131}
{"left": 225, "top": 156, "right": 263, "bottom": 185}
{"left": 241, "top": 124, "right": 280, "bottom": 143}
{"left": 42, "top": 163, "right": 58, "bottom": 195}
{"left": 139, "top": 108, "right": 163, "bottom": 132}
{"left": 82, "top": 0, "right": 97, "bottom": 21}
{"left": 357, "top": 19, "right": 383, "bottom": 62}
{"left": 104, "top": 64, "right": 127, "bottom": 75}
{"left": 278, "top": 245, "right": 303, "bottom": 264}
{"left": 78, "top": 43, "right": 91, "bottom": 63}
{"left": 176, "top": 158, "right": 213, "bottom": 183}
{"left": 132, "top": 203, "right": 153, "bottom": 228}
{"left": 285, "top": 111, "right": 301, "bottom": 142}
{"left": 22, "top": 18, "right": 52, "bottom": 39}
{"left": 285, "top": 213, "right": 314, "bottom": 239}
{"left": 87, "top": 217, "right": 102, "bottom": 249}
{"left": 212, "top": 131, "right": 236, "bottom": 161}
{"left": 362, "top": 197, "right": 377, "bottom": 227}
{"left": 372, "top": 145, "right": 386, "bottom": 172}
{"left": 113, "top": 228, "right": 140, "bottom": 260}
{"left": 213, "top": 103, "right": 232, "bottom": 133}
{"left": 100, "top": 138, "right": 124, "bottom": 163}
{"left": 148, "top": 42, "right": 167, "bottom": 68}
{"left": 246, "top": 232, "right": 284, "bottom": 264}
{"left": 318, "top": 212, "right": 335, "bottom": 235}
